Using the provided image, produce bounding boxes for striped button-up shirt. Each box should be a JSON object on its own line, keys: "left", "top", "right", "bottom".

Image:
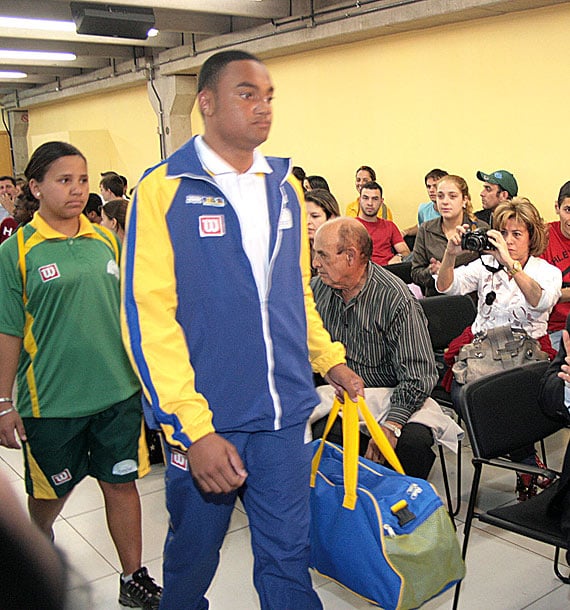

{"left": 312, "top": 263, "right": 437, "bottom": 425}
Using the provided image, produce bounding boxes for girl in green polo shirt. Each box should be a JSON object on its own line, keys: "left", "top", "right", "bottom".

{"left": 0, "top": 141, "right": 162, "bottom": 610}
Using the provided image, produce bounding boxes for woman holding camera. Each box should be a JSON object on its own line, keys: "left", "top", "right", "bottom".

{"left": 437, "top": 197, "right": 561, "bottom": 500}
{"left": 411, "top": 174, "right": 488, "bottom": 296}
{"left": 436, "top": 197, "right": 560, "bottom": 341}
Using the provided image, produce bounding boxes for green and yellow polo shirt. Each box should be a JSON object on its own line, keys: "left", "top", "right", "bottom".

{"left": 0, "top": 213, "right": 140, "bottom": 418}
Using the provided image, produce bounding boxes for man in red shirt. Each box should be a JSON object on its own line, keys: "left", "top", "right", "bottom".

{"left": 0, "top": 176, "right": 18, "bottom": 243}
{"left": 356, "top": 181, "right": 409, "bottom": 265}
{"left": 542, "top": 181, "right": 570, "bottom": 350}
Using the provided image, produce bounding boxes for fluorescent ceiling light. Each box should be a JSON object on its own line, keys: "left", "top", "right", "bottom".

{"left": 147, "top": 28, "right": 159, "bottom": 37}
{"left": 0, "top": 50, "right": 76, "bottom": 61}
{"left": 0, "top": 70, "right": 27, "bottom": 79}
{"left": 0, "top": 17, "right": 76, "bottom": 32}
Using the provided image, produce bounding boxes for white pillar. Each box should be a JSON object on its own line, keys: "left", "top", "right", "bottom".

{"left": 8, "top": 110, "right": 29, "bottom": 177}
{"left": 147, "top": 74, "right": 197, "bottom": 159}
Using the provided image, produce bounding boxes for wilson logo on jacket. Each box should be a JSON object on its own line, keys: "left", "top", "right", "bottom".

{"left": 199, "top": 215, "right": 226, "bottom": 237}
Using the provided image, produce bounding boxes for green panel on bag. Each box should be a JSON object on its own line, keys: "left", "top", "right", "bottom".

{"left": 384, "top": 506, "right": 466, "bottom": 609}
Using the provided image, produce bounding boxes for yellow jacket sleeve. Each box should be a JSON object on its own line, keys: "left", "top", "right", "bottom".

{"left": 121, "top": 164, "right": 215, "bottom": 451}
{"left": 290, "top": 177, "right": 347, "bottom": 375}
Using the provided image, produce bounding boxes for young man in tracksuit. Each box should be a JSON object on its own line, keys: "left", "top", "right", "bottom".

{"left": 122, "top": 50, "right": 363, "bottom": 609}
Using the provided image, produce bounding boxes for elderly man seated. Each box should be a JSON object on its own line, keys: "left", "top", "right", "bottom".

{"left": 310, "top": 217, "right": 455, "bottom": 479}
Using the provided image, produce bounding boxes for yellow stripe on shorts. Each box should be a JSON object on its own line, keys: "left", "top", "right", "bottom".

{"left": 26, "top": 444, "right": 58, "bottom": 500}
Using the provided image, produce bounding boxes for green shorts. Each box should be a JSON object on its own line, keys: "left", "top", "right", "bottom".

{"left": 22, "top": 393, "right": 150, "bottom": 499}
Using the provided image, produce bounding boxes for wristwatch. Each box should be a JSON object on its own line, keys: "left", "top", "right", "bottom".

{"left": 382, "top": 422, "right": 402, "bottom": 438}
{"left": 507, "top": 261, "right": 523, "bottom": 277}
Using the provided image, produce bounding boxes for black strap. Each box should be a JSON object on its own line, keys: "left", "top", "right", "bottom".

{"left": 480, "top": 255, "right": 503, "bottom": 274}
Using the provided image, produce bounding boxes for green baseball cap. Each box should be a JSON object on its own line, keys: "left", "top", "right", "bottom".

{"left": 476, "top": 169, "right": 518, "bottom": 198}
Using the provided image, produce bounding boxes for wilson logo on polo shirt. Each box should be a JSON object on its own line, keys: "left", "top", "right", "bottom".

{"left": 199, "top": 215, "right": 225, "bottom": 237}
{"left": 51, "top": 468, "right": 72, "bottom": 486}
{"left": 38, "top": 263, "right": 60, "bottom": 282}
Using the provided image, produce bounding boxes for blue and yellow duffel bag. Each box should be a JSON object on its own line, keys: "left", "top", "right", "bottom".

{"left": 309, "top": 393, "right": 465, "bottom": 609}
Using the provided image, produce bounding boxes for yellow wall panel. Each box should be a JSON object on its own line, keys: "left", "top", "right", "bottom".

{"left": 263, "top": 4, "right": 570, "bottom": 224}
{"left": 27, "top": 86, "right": 160, "bottom": 194}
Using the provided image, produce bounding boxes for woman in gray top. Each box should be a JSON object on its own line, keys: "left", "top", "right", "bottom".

{"left": 411, "top": 174, "right": 488, "bottom": 296}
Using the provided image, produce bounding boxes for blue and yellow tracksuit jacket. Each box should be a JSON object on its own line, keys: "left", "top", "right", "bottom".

{"left": 121, "top": 137, "right": 345, "bottom": 451}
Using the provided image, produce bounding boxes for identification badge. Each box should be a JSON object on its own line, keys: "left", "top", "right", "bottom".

{"left": 278, "top": 208, "right": 293, "bottom": 230}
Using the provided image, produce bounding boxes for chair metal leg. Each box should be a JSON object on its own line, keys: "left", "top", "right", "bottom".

{"left": 438, "top": 444, "right": 456, "bottom": 529}
{"left": 553, "top": 547, "right": 570, "bottom": 584}
{"left": 452, "top": 579, "right": 462, "bottom": 610}
{"left": 452, "top": 463, "right": 482, "bottom": 610}
{"left": 438, "top": 407, "right": 463, "bottom": 517}
{"left": 453, "top": 437, "right": 462, "bottom": 516}
{"left": 453, "top": 413, "right": 463, "bottom": 517}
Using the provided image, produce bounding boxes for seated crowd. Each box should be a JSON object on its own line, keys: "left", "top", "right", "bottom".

{"left": 295, "top": 162, "right": 570, "bottom": 499}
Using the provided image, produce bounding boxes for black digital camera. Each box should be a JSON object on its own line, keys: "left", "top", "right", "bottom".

{"left": 461, "top": 228, "right": 495, "bottom": 252}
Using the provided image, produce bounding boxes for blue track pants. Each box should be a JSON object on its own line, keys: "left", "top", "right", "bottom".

{"left": 160, "top": 422, "right": 322, "bottom": 610}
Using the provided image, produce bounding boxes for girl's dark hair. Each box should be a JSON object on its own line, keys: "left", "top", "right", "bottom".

{"left": 557, "top": 181, "right": 570, "bottom": 206}
{"left": 356, "top": 165, "right": 376, "bottom": 181}
{"left": 304, "top": 189, "right": 340, "bottom": 220}
{"left": 306, "top": 175, "right": 330, "bottom": 191}
{"left": 292, "top": 166, "right": 306, "bottom": 182}
{"left": 25, "top": 141, "right": 86, "bottom": 182}
{"left": 102, "top": 198, "right": 128, "bottom": 231}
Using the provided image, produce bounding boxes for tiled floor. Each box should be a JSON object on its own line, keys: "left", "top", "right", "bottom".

{"left": 2, "top": 428, "right": 570, "bottom": 609}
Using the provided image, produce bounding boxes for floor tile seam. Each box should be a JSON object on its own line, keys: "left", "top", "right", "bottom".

{"left": 61, "top": 485, "right": 167, "bottom": 520}
{"left": 0, "top": 459, "right": 24, "bottom": 479}
{"left": 58, "top": 515, "right": 119, "bottom": 573}
{"left": 518, "top": 582, "right": 569, "bottom": 609}
{"left": 226, "top": 523, "right": 251, "bottom": 536}
{"left": 468, "top": 521, "right": 568, "bottom": 563}
{"left": 66, "top": 568, "right": 120, "bottom": 590}
{"left": 61, "top": 512, "right": 167, "bottom": 567}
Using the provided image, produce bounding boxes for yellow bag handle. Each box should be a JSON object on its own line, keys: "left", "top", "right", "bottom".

{"left": 311, "top": 392, "right": 405, "bottom": 510}
{"left": 310, "top": 395, "right": 341, "bottom": 488}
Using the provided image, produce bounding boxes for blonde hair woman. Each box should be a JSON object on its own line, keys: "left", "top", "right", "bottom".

{"left": 412, "top": 175, "right": 488, "bottom": 296}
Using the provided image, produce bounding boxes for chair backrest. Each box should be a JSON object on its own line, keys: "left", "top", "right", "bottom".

{"left": 419, "top": 294, "right": 477, "bottom": 351}
{"left": 459, "top": 361, "right": 563, "bottom": 460}
{"left": 382, "top": 261, "right": 412, "bottom": 285}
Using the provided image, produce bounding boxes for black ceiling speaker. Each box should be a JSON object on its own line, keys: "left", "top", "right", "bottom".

{"left": 70, "top": 3, "right": 155, "bottom": 40}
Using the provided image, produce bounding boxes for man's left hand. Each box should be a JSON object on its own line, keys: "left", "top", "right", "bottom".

{"left": 365, "top": 422, "right": 400, "bottom": 463}
{"left": 324, "top": 363, "right": 364, "bottom": 402}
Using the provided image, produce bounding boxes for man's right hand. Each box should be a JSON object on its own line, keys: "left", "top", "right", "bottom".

{"left": 0, "top": 192, "right": 14, "bottom": 214}
{"left": 186, "top": 433, "right": 248, "bottom": 494}
{"left": 557, "top": 330, "right": 570, "bottom": 384}
{"left": 445, "top": 224, "right": 470, "bottom": 256}
{"left": 324, "top": 363, "right": 365, "bottom": 402}
{"left": 0, "top": 410, "right": 26, "bottom": 449}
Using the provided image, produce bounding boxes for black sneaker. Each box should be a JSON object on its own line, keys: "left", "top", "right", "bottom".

{"left": 119, "top": 566, "right": 162, "bottom": 609}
